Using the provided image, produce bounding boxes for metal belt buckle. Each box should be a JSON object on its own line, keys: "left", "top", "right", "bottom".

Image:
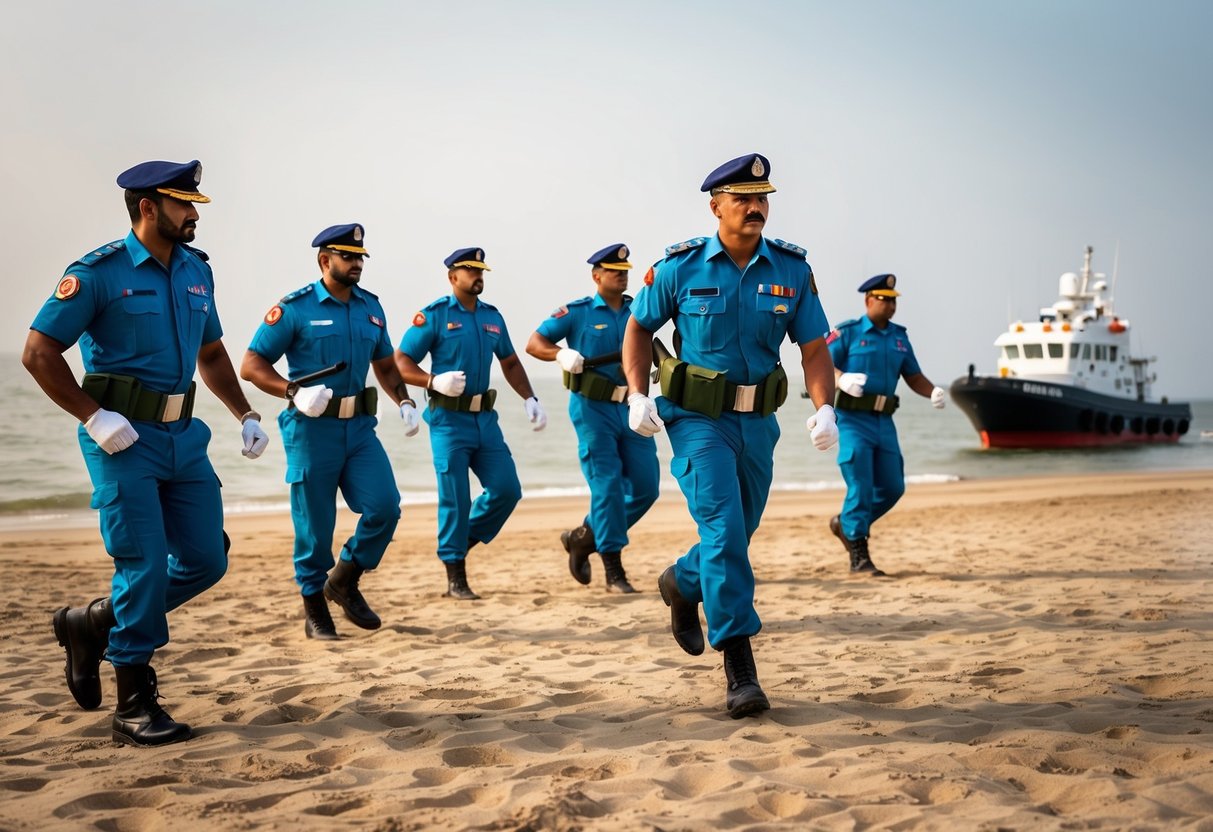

{"left": 611, "top": 386, "right": 628, "bottom": 403}
{"left": 161, "top": 393, "right": 185, "bottom": 422}
{"left": 873, "top": 394, "right": 887, "bottom": 413}
{"left": 338, "top": 396, "right": 356, "bottom": 419}
{"left": 468, "top": 393, "right": 483, "bottom": 412}
{"left": 733, "top": 385, "right": 758, "bottom": 413}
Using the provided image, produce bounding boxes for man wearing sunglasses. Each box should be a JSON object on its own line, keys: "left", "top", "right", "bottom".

{"left": 242, "top": 224, "right": 418, "bottom": 640}
{"left": 825, "top": 273, "right": 946, "bottom": 577}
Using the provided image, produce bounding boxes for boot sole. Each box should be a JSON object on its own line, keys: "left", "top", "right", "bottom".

{"left": 562, "top": 532, "right": 593, "bottom": 585}
{"left": 322, "top": 586, "right": 382, "bottom": 630}
{"left": 728, "top": 694, "right": 771, "bottom": 719}
{"left": 112, "top": 727, "right": 194, "bottom": 747}
{"left": 53, "top": 607, "right": 103, "bottom": 711}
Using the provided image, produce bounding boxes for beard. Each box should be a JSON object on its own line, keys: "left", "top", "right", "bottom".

{"left": 156, "top": 211, "right": 196, "bottom": 244}
{"left": 330, "top": 267, "right": 362, "bottom": 287}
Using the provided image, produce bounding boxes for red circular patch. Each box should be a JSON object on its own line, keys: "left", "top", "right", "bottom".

{"left": 412, "top": 312, "right": 426, "bottom": 327}
{"left": 643, "top": 267, "right": 654, "bottom": 287}
{"left": 264, "top": 305, "right": 283, "bottom": 325}
{"left": 55, "top": 274, "right": 80, "bottom": 300}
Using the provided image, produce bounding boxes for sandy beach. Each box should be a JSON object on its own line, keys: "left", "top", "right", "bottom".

{"left": 1, "top": 470, "right": 1211, "bottom": 830}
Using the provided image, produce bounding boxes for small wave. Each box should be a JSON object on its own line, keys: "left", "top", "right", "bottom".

{"left": 0, "top": 492, "right": 91, "bottom": 513}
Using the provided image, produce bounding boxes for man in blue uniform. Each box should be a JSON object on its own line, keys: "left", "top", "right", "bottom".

{"left": 622, "top": 153, "right": 839, "bottom": 718}
{"left": 826, "top": 274, "right": 945, "bottom": 576}
{"left": 23, "top": 159, "right": 269, "bottom": 746}
{"left": 242, "top": 224, "right": 418, "bottom": 638}
{"left": 395, "top": 248, "right": 546, "bottom": 600}
{"left": 526, "top": 243, "right": 660, "bottom": 593}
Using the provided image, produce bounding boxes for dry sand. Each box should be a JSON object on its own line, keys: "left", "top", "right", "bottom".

{"left": 2, "top": 470, "right": 1211, "bottom": 831}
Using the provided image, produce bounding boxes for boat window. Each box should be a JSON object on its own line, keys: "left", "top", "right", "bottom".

{"left": 1110, "top": 345, "right": 1118, "bottom": 362}
{"left": 1081, "top": 344, "right": 1091, "bottom": 360}
{"left": 1047, "top": 343, "right": 1063, "bottom": 358}
{"left": 1023, "top": 344, "right": 1044, "bottom": 359}
{"left": 1004, "top": 344, "right": 1020, "bottom": 359}
{"left": 1095, "top": 345, "right": 1107, "bottom": 361}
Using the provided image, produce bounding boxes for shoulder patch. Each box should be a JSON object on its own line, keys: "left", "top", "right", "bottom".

{"left": 75, "top": 240, "right": 125, "bottom": 267}
{"left": 809, "top": 267, "right": 818, "bottom": 295}
{"left": 264, "top": 305, "right": 283, "bottom": 325}
{"left": 644, "top": 265, "right": 655, "bottom": 286}
{"left": 412, "top": 312, "right": 427, "bottom": 327}
{"left": 55, "top": 274, "right": 81, "bottom": 300}
{"left": 770, "top": 238, "right": 807, "bottom": 258}
{"left": 664, "top": 237, "right": 708, "bottom": 257}
{"left": 550, "top": 305, "right": 569, "bottom": 319}
{"left": 280, "top": 284, "right": 315, "bottom": 304}
{"left": 181, "top": 244, "right": 209, "bottom": 262}
{"left": 825, "top": 328, "right": 840, "bottom": 345}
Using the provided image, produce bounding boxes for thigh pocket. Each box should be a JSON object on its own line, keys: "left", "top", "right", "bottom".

{"left": 90, "top": 481, "right": 140, "bottom": 558}
{"left": 285, "top": 466, "right": 306, "bottom": 485}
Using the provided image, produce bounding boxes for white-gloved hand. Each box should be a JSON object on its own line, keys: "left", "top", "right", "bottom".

{"left": 628, "top": 393, "right": 664, "bottom": 437}
{"left": 399, "top": 401, "right": 421, "bottom": 436}
{"left": 806, "top": 403, "right": 839, "bottom": 451}
{"left": 241, "top": 418, "right": 269, "bottom": 459}
{"left": 930, "top": 386, "right": 946, "bottom": 409}
{"left": 555, "top": 348, "right": 585, "bottom": 374}
{"left": 525, "top": 396, "right": 547, "bottom": 431}
{"left": 837, "top": 372, "right": 867, "bottom": 397}
{"left": 84, "top": 408, "right": 139, "bottom": 455}
{"left": 291, "top": 385, "right": 333, "bottom": 418}
{"left": 430, "top": 370, "right": 466, "bottom": 397}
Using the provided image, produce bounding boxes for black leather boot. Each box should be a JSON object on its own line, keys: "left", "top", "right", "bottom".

{"left": 828, "top": 515, "right": 849, "bottom": 552}
{"left": 443, "top": 560, "right": 480, "bottom": 600}
{"left": 302, "top": 591, "right": 339, "bottom": 640}
{"left": 601, "top": 552, "right": 636, "bottom": 594}
{"left": 561, "top": 522, "right": 595, "bottom": 585}
{"left": 52, "top": 596, "right": 115, "bottom": 710}
{"left": 722, "top": 636, "right": 770, "bottom": 719}
{"left": 111, "top": 664, "right": 193, "bottom": 746}
{"left": 844, "top": 533, "right": 886, "bottom": 576}
{"left": 324, "top": 559, "right": 381, "bottom": 629}
{"left": 657, "top": 566, "right": 704, "bottom": 655}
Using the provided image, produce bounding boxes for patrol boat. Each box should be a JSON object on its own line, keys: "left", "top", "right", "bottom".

{"left": 950, "top": 246, "right": 1191, "bottom": 449}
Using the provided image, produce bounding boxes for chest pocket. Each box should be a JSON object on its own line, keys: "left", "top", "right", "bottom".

{"left": 308, "top": 324, "right": 344, "bottom": 365}
{"left": 678, "top": 294, "right": 728, "bottom": 351}
{"left": 848, "top": 339, "right": 884, "bottom": 380}
{"left": 120, "top": 294, "right": 162, "bottom": 354}
{"left": 754, "top": 293, "right": 793, "bottom": 342}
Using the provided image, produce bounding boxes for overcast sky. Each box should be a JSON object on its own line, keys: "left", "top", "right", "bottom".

{"left": 4, "top": 0, "right": 1211, "bottom": 398}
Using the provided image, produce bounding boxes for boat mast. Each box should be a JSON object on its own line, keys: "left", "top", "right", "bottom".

{"left": 1079, "top": 245, "right": 1093, "bottom": 295}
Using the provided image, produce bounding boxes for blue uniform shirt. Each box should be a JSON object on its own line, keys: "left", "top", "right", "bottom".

{"left": 398, "top": 295, "right": 515, "bottom": 394}
{"left": 827, "top": 316, "right": 921, "bottom": 396}
{"left": 630, "top": 235, "right": 828, "bottom": 384}
{"left": 535, "top": 293, "right": 632, "bottom": 385}
{"left": 248, "top": 280, "right": 393, "bottom": 396}
{"left": 31, "top": 231, "right": 222, "bottom": 394}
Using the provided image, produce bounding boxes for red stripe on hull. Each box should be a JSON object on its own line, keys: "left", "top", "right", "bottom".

{"left": 980, "top": 430, "right": 1184, "bottom": 449}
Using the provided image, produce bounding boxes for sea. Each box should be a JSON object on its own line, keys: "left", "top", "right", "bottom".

{"left": 2, "top": 351, "right": 1211, "bottom": 531}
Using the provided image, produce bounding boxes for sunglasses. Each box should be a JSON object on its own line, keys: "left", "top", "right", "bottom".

{"left": 868, "top": 294, "right": 896, "bottom": 303}
{"left": 329, "top": 250, "right": 364, "bottom": 262}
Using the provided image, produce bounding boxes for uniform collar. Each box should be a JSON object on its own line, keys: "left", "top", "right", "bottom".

{"left": 862, "top": 314, "right": 894, "bottom": 333}
{"left": 704, "top": 234, "right": 772, "bottom": 265}
{"left": 124, "top": 230, "right": 187, "bottom": 272}
{"left": 590, "top": 292, "right": 630, "bottom": 309}
{"left": 446, "top": 293, "right": 481, "bottom": 312}
{"left": 312, "top": 278, "right": 367, "bottom": 305}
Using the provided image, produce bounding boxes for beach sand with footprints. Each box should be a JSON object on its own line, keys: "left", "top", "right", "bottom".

{"left": 2, "top": 470, "right": 1212, "bottom": 830}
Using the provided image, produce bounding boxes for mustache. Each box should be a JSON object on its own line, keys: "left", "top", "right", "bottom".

{"left": 745, "top": 213, "right": 766, "bottom": 223}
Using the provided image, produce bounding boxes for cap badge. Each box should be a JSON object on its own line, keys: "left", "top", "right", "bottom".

{"left": 751, "top": 157, "right": 765, "bottom": 177}
{"left": 193, "top": 164, "right": 202, "bottom": 184}
{"left": 476, "top": 250, "right": 484, "bottom": 261}
{"left": 887, "top": 275, "right": 897, "bottom": 288}
{"left": 353, "top": 226, "right": 363, "bottom": 242}
{"left": 618, "top": 245, "right": 628, "bottom": 259}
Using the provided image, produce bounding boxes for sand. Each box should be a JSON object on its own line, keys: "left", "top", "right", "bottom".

{"left": 1, "top": 470, "right": 1211, "bottom": 831}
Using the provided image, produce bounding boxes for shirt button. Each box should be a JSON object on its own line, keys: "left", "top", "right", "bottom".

{"left": 699, "top": 305, "right": 707, "bottom": 312}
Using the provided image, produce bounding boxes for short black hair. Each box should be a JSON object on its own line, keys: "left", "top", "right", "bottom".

{"left": 124, "top": 189, "right": 162, "bottom": 223}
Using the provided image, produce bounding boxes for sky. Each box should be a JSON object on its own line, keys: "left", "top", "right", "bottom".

{"left": 3, "top": 0, "right": 1211, "bottom": 398}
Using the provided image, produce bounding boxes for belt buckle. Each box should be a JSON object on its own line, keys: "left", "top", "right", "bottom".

{"left": 611, "top": 386, "right": 628, "bottom": 403}
{"left": 161, "top": 393, "right": 185, "bottom": 422}
{"left": 733, "top": 384, "right": 757, "bottom": 413}
{"left": 873, "top": 394, "right": 887, "bottom": 413}
{"left": 468, "top": 393, "right": 483, "bottom": 412}
{"left": 338, "top": 396, "right": 356, "bottom": 419}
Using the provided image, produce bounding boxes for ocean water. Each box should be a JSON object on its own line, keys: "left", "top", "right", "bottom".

{"left": 2, "top": 351, "right": 1211, "bottom": 530}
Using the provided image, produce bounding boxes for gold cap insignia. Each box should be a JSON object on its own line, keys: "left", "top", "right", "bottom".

{"left": 887, "top": 275, "right": 896, "bottom": 288}
{"left": 618, "top": 245, "right": 628, "bottom": 259}
{"left": 751, "top": 157, "right": 764, "bottom": 177}
{"left": 353, "top": 226, "right": 363, "bottom": 242}
{"left": 193, "top": 163, "right": 202, "bottom": 184}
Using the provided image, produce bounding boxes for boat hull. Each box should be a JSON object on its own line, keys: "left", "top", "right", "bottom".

{"left": 950, "top": 374, "right": 1191, "bottom": 449}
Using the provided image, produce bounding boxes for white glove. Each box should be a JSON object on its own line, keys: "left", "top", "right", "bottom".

{"left": 400, "top": 401, "right": 421, "bottom": 436}
{"left": 555, "top": 348, "right": 584, "bottom": 374}
{"left": 84, "top": 408, "right": 139, "bottom": 455}
{"left": 628, "top": 393, "right": 664, "bottom": 437}
{"left": 240, "top": 418, "right": 269, "bottom": 459}
{"left": 291, "top": 385, "right": 333, "bottom": 418}
{"left": 837, "top": 372, "right": 867, "bottom": 397}
{"left": 430, "top": 370, "right": 466, "bottom": 397}
{"left": 806, "top": 404, "right": 839, "bottom": 451}
{"left": 525, "top": 396, "right": 547, "bottom": 431}
{"left": 930, "top": 386, "right": 946, "bottom": 409}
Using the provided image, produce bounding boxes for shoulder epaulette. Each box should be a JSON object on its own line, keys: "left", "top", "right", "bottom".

{"left": 423, "top": 297, "right": 447, "bottom": 311}
{"left": 770, "top": 238, "right": 807, "bottom": 258}
{"left": 478, "top": 300, "right": 500, "bottom": 312}
{"left": 836, "top": 318, "right": 862, "bottom": 329}
{"left": 181, "top": 244, "right": 209, "bottom": 262}
{"left": 566, "top": 296, "right": 593, "bottom": 307}
{"left": 664, "top": 237, "right": 708, "bottom": 257}
{"left": 75, "top": 240, "right": 125, "bottom": 267}
{"left": 280, "top": 284, "right": 315, "bottom": 304}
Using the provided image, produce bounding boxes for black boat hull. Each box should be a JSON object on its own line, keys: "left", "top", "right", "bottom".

{"left": 950, "top": 373, "right": 1192, "bottom": 449}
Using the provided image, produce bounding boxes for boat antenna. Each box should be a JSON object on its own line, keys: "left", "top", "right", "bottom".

{"left": 1080, "top": 245, "right": 1093, "bottom": 295}
{"left": 1111, "top": 239, "right": 1120, "bottom": 297}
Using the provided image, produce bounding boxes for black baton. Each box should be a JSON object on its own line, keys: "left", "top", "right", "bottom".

{"left": 582, "top": 351, "right": 621, "bottom": 369}
{"left": 286, "top": 362, "right": 347, "bottom": 409}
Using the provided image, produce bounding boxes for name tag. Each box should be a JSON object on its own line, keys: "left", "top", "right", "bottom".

{"left": 310, "top": 320, "right": 333, "bottom": 326}
{"left": 688, "top": 287, "right": 719, "bottom": 297}
{"left": 483, "top": 323, "right": 501, "bottom": 335}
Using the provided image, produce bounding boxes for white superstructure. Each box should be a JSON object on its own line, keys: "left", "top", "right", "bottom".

{"left": 994, "top": 246, "right": 1155, "bottom": 402}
